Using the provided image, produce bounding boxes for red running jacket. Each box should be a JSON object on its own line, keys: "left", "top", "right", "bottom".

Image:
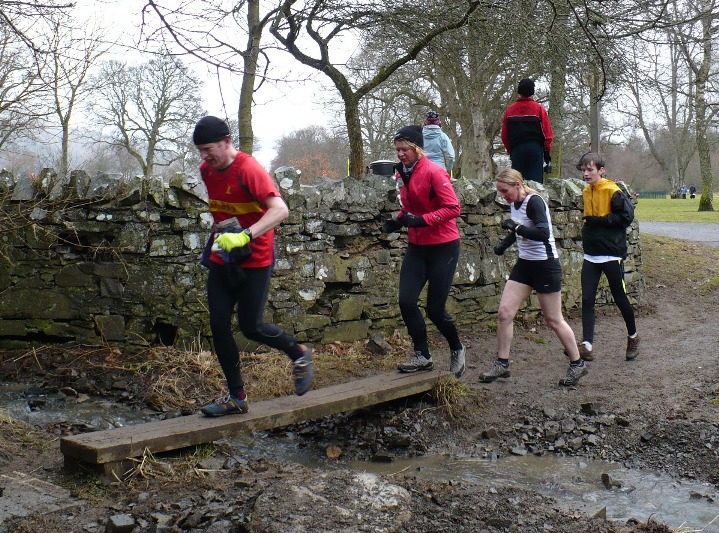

{"left": 395, "top": 156, "right": 461, "bottom": 246}
{"left": 500, "top": 96, "right": 553, "bottom": 154}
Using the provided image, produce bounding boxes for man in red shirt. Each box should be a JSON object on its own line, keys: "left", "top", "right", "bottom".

{"left": 500, "top": 78, "right": 553, "bottom": 184}
{"left": 193, "top": 116, "right": 314, "bottom": 417}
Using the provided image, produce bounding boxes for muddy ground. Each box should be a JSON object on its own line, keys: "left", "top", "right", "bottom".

{"left": 0, "top": 232, "right": 718, "bottom": 532}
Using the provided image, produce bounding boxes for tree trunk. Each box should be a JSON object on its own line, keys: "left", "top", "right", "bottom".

{"left": 695, "top": 7, "right": 714, "bottom": 211}
{"left": 546, "top": 3, "right": 569, "bottom": 179}
{"left": 459, "top": 104, "right": 494, "bottom": 182}
{"left": 238, "top": 0, "right": 261, "bottom": 155}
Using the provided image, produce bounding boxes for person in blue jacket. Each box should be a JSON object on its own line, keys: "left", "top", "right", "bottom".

{"left": 422, "top": 111, "right": 455, "bottom": 173}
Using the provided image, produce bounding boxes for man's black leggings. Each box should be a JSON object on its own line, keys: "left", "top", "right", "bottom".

{"left": 581, "top": 259, "right": 637, "bottom": 344}
{"left": 207, "top": 262, "right": 302, "bottom": 391}
{"left": 398, "top": 240, "right": 462, "bottom": 356}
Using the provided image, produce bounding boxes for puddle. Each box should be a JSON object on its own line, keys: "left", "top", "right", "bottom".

{"left": 0, "top": 382, "right": 160, "bottom": 430}
{"left": 345, "top": 455, "right": 719, "bottom": 532}
{"left": 226, "top": 434, "right": 719, "bottom": 532}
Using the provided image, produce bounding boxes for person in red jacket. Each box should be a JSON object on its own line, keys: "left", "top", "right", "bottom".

{"left": 383, "top": 125, "right": 466, "bottom": 377}
{"left": 193, "top": 116, "right": 314, "bottom": 417}
{"left": 501, "top": 78, "right": 553, "bottom": 184}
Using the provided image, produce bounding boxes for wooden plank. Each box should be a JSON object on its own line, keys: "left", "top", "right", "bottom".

{"left": 61, "top": 370, "right": 452, "bottom": 468}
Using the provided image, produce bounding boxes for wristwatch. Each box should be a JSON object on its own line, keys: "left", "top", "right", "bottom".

{"left": 243, "top": 228, "right": 252, "bottom": 241}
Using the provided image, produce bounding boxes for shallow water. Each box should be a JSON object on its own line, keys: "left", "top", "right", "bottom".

{"left": 227, "top": 433, "right": 719, "bottom": 532}
{"left": 0, "top": 382, "right": 159, "bottom": 430}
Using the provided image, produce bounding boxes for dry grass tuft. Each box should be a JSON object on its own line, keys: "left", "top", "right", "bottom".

{"left": 0, "top": 408, "right": 52, "bottom": 457}
{"left": 32, "top": 331, "right": 419, "bottom": 413}
{"left": 428, "top": 378, "right": 477, "bottom": 421}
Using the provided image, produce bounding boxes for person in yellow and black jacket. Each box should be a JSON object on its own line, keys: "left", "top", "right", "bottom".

{"left": 577, "top": 152, "right": 639, "bottom": 362}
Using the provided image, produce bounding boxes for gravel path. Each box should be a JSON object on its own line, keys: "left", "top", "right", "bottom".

{"left": 638, "top": 220, "right": 719, "bottom": 248}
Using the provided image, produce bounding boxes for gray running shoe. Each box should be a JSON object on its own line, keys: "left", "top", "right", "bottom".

{"left": 450, "top": 345, "right": 466, "bottom": 378}
{"left": 293, "top": 345, "right": 315, "bottom": 396}
{"left": 201, "top": 394, "right": 249, "bottom": 417}
{"left": 480, "top": 360, "right": 510, "bottom": 383}
{"left": 559, "top": 360, "right": 588, "bottom": 387}
{"left": 625, "top": 335, "right": 639, "bottom": 361}
{"left": 578, "top": 342, "right": 594, "bottom": 361}
{"left": 398, "top": 352, "right": 433, "bottom": 373}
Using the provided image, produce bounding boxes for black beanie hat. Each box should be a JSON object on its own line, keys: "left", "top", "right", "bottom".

{"left": 193, "top": 116, "right": 231, "bottom": 145}
{"left": 393, "top": 125, "right": 424, "bottom": 149}
{"left": 518, "top": 78, "right": 535, "bottom": 96}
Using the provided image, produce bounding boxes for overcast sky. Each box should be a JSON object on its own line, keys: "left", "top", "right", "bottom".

{"left": 77, "top": 0, "right": 340, "bottom": 169}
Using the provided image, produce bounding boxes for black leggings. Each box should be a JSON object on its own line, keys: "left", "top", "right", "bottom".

{"left": 207, "top": 262, "right": 302, "bottom": 391}
{"left": 580, "top": 259, "right": 637, "bottom": 344}
{"left": 398, "top": 240, "right": 462, "bottom": 356}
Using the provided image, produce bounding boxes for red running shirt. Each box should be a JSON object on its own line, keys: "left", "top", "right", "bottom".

{"left": 201, "top": 152, "right": 280, "bottom": 268}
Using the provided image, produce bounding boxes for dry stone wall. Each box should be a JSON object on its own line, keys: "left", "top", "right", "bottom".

{"left": 0, "top": 166, "right": 643, "bottom": 349}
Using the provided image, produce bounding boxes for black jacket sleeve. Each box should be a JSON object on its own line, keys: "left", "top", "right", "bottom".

{"left": 494, "top": 232, "right": 517, "bottom": 254}
{"left": 516, "top": 195, "right": 551, "bottom": 241}
{"left": 605, "top": 191, "right": 634, "bottom": 228}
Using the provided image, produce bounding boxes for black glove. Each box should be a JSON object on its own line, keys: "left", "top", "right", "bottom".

{"left": 544, "top": 151, "right": 551, "bottom": 163}
{"left": 383, "top": 217, "right": 404, "bottom": 233}
{"left": 583, "top": 216, "right": 606, "bottom": 227}
{"left": 500, "top": 218, "right": 518, "bottom": 231}
{"left": 493, "top": 243, "right": 507, "bottom": 256}
{"left": 404, "top": 213, "right": 428, "bottom": 228}
{"left": 229, "top": 245, "right": 253, "bottom": 263}
{"left": 544, "top": 160, "right": 552, "bottom": 174}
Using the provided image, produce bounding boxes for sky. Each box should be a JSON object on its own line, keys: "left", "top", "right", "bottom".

{"left": 76, "top": 0, "right": 340, "bottom": 169}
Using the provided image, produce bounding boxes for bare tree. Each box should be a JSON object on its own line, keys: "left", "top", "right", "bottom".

{"left": 89, "top": 54, "right": 204, "bottom": 179}
{"left": 669, "top": 0, "right": 717, "bottom": 211}
{"left": 141, "top": 0, "right": 282, "bottom": 155}
{"left": 270, "top": 125, "right": 349, "bottom": 181}
{"left": 0, "top": 25, "right": 46, "bottom": 150}
{"left": 34, "top": 17, "right": 109, "bottom": 179}
{"left": 615, "top": 33, "right": 696, "bottom": 195}
{"left": 0, "top": 0, "right": 73, "bottom": 50}
{"left": 270, "top": 0, "right": 480, "bottom": 178}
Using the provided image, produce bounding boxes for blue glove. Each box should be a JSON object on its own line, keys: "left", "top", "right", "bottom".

{"left": 501, "top": 218, "right": 518, "bottom": 231}
{"left": 404, "top": 213, "right": 427, "bottom": 227}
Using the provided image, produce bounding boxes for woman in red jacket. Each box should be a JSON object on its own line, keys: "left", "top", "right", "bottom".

{"left": 383, "top": 125, "right": 466, "bottom": 377}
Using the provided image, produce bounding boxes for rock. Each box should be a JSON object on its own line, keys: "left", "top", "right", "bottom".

{"left": 481, "top": 427, "right": 498, "bottom": 439}
{"left": 387, "top": 434, "right": 412, "bottom": 447}
{"left": 601, "top": 473, "right": 621, "bottom": 489}
{"left": 326, "top": 446, "right": 342, "bottom": 459}
{"left": 586, "top": 434, "right": 601, "bottom": 446}
{"left": 640, "top": 432, "right": 654, "bottom": 442}
{"left": 581, "top": 402, "right": 600, "bottom": 415}
{"left": 105, "top": 513, "right": 135, "bottom": 533}
{"left": 371, "top": 451, "right": 395, "bottom": 463}
{"left": 366, "top": 336, "right": 393, "bottom": 355}
{"left": 592, "top": 506, "right": 607, "bottom": 519}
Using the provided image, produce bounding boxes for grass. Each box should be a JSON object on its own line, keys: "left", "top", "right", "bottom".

{"left": 641, "top": 233, "right": 719, "bottom": 295}
{"left": 635, "top": 197, "right": 719, "bottom": 223}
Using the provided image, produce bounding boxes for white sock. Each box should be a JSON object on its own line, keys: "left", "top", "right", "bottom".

{"left": 582, "top": 341, "right": 592, "bottom": 350}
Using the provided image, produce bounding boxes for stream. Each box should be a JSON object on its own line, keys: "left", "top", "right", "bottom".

{"left": 3, "top": 384, "right": 718, "bottom": 532}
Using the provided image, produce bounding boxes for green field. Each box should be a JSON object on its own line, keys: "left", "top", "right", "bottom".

{"left": 635, "top": 197, "right": 719, "bottom": 223}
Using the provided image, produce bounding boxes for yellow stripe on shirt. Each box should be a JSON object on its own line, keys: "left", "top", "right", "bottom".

{"left": 209, "top": 199, "right": 263, "bottom": 216}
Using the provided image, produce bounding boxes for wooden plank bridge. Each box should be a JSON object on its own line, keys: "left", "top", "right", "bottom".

{"left": 60, "top": 370, "right": 453, "bottom": 477}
